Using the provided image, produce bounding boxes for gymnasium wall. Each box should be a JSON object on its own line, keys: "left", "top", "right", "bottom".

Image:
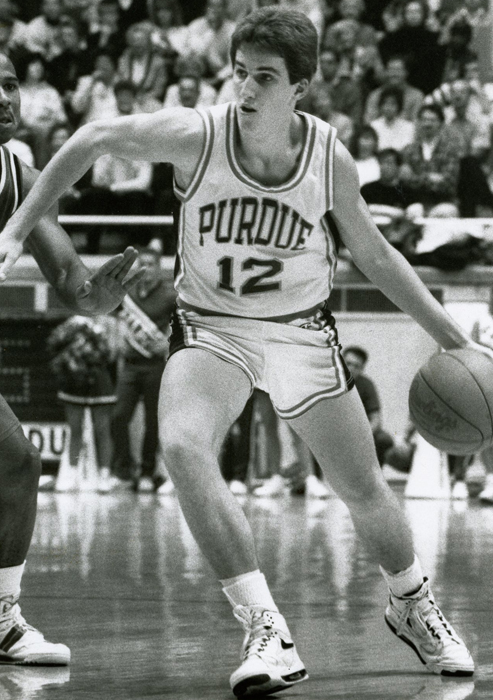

{"left": 0, "top": 256, "right": 491, "bottom": 452}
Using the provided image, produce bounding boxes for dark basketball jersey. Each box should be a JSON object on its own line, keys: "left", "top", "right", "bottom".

{"left": 0, "top": 145, "right": 23, "bottom": 230}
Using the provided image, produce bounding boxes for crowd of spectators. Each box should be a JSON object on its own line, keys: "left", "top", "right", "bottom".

{"left": 3, "top": 0, "right": 493, "bottom": 264}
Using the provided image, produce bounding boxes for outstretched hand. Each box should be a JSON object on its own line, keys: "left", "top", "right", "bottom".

{"left": 75, "top": 247, "right": 146, "bottom": 315}
{"left": 0, "top": 236, "right": 25, "bottom": 282}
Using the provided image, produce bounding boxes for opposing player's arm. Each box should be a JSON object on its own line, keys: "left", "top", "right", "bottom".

{"left": 20, "top": 164, "right": 91, "bottom": 304}
{"left": 330, "top": 140, "right": 471, "bottom": 350}
{"left": 19, "top": 162, "right": 143, "bottom": 315}
{"left": 0, "top": 108, "right": 204, "bottom": 277}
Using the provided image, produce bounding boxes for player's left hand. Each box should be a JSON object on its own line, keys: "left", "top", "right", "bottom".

{"left": 75, "top": 247, "right": 145, "bottom": 314}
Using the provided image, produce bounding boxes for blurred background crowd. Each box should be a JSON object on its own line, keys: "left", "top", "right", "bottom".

{"left": 3, "top": 0, "right": 493, "bottom": 265}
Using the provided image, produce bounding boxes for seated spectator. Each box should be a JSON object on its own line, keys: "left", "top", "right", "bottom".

{"left": 186, "top": 0, "right": 235, "bottom": 86}
{"left": 148, "top": 0, "right": 188, "bottom": 77}
{"left": 323, "top": 0, "right": 378, "bottom": 51}
{"left": 298, "top": 47, "right": 364, "bottom": 127}
{"left": 46, "top": 15, "right": 93, "bottom": 124}
{"left": 441, "top": 0, "right": 490, "bottom": 45}
{"left": 399, "top": 104, "right": 461, "bottom": 214}
{"left": 23, "top": 0, "right": 65, "bottom": 61}
{"left": 326, "top": 18, "right": 384, "bottom": 103}
{"left": 118, "top": 21, "right": 167, "bottom": 112}
{"left": 440, "top": 18, "right": 478, "bottom": 85}
{"left": 19, "top": 53, "right": 67, "bottom": 168}
{"left": 370, "top": 85, "right": 415, "bottom": 152}
{"left": 342, "top": 346, "right": 394, "bottom": 467}
{"left": 309, "top": 84, "right": 354, "bottom": 149}
{"left": 0, "top": 1, "right": 28, "bottom": 48}
{"left": 175, "top": 75, "right": 201, "bottom": 108}
{"left": 444, "top": 79, "right": 491, "bottom": 162}
{"left": 86, "top": 0, "right": 126, "bottom": 63}
{"left": 378, "top": 0, "right": 444, "bottom": 95}
{"left": 46, "top": 122, "right": 87, "bottom": 214}
{"left": 361, "top": 147, "right": 414, "bottom": 214}
{"left": 278, "top": 0, "right": 324, "bottom": 38}
{"left": 364, "top": 56, "right": 424, "bottom": 124}
{"left": 71, "top": 52, "right": 119, "bottom": 124}
{"left": 352, "top": 124, "right": 380, "bottom": 186}
{"left": 425, "top": 57, "right": 491, "bottom": 119}
{"left": 0, "top": 7, "right": 29, "bottom": 71}
{"left": 163, "top": 53, "right": 217, "bottom": 108}
{"left": 78, "top": 80, "right": 154, "bottom": 252}
{"left": 360, "top": 148, "right": 420, "bottom": 256}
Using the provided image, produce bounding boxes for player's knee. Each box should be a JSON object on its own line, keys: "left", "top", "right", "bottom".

{"left": 160, "top": 418, "right": 206, "bottom": 471}
{"left": 0, "top": 435, "right": 41, "bottom": 494}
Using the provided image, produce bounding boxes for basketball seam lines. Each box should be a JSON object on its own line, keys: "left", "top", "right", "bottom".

{"left": 418, "top": 371, "right": 485, "bottom": 442}
{"left": 448, "top": 355, "right": 493, "bottom": 437}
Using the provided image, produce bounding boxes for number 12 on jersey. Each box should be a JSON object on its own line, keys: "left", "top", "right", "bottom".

{"left": 217, "top": 257, "right": 283, "bottom": 296}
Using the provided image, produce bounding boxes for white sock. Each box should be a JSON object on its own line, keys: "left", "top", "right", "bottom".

{"left": 220, "top": 570, "right": 279, "bottom": 611}
{"left": 380, "top": 555, "right": 424, "bottom": 598}
{"left": 0, "top": 562, "right": 25, "bottom": 602}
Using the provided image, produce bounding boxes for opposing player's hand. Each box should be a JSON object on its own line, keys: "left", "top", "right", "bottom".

{"left": 0, "top": 236, "right": 24, "bottom": 282}
{"left": 75, "top": 247, "right": 146, "bottom": 314}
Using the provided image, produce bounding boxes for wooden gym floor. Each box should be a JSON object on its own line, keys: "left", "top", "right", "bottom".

{"left": 5, "top": 485, "right": 493, "bottom": 700}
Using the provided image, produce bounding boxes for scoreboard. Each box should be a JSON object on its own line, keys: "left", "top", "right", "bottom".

{"left": 0, "top": 316, "right": 69, "bottom": 462}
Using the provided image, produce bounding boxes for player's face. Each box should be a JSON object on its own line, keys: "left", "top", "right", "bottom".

{"left": 233, "top": 45, "right": 304, "bottom": 126}
{"left": 0, "top": 55, "right": 20, "bottom": 145}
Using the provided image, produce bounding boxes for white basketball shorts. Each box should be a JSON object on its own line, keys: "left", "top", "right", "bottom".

{"left": 168, "top": 302, "right": 353, "bottom": 420}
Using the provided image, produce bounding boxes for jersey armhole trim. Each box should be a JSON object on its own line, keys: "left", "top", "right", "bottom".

{"left": 173, "top": 108, "right": 214, "bottom": 203}
{"left": 8, "top": 150, "right": 21, "bottom": 214}
{"left": 325, "top": 126, "right": 337, "bottom": 212}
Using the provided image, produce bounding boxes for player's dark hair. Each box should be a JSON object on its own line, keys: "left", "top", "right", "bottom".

{"left": 230, "top": 7, "right": 319, "bottom": 84}
{"left": 344, "top": 346, "right": 368, "bottom": 365}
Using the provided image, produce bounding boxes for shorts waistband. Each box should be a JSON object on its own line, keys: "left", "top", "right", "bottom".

{"left": 176, "top": 299, "right": 325, "bottom": 325}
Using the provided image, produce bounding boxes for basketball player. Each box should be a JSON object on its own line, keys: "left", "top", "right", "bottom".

{"left": 0, "top": 8, "right": 485, "bottom": 694}
{"left": 0, "top": 53, "right": 143, "bottom": 666}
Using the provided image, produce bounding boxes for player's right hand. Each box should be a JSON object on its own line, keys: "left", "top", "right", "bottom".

{"left": 0, "top": 237, "right": 24, "bottom": 282}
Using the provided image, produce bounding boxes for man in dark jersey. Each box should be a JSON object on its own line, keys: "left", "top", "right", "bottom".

{"left": 0, "top": 52, "right": 143, "bottom": 665}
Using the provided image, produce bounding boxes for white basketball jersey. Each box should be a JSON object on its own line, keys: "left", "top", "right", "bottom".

{"left": 174, "top": 102, "right": 339, "bottom": 318}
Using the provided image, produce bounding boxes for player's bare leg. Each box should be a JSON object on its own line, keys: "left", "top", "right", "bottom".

{"left": 159, "top": 349, "right": 307, "bottom": 695}
{"left": 0, "top": 421, "right": 70, "bottom": 665}
{"left": 0, "top": 427, "right": 40, "bottom": 568}
{"left": 288, "top": 388, "right": 474, "bottom": 676}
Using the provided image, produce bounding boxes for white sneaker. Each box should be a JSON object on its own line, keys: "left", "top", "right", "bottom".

{"left": 137, "top": 477, "right": 154, "bottom": 493}
{"left": 55, "top": 467, "right": 78, "bottom": 493}
{"left": 384, "top": 578, "right": 474, "bottom": 676}
{"left": 156, "top": 479, "right": 175, "bottom": 496}
{"left": 38, "top": 475, "right": 55, "bottom": 492}
{"left": 97, "top": 467, "right": 114, "bottom": 494}
{"left": 229, "top": 480, "right": 248, "bottom": 496}
{"left": 305, "top": 475, "right": 331, "bottom": 499}
{"left": 0, "top": 597, "right": 70, "bottom": 666}
{"left": 479, "top": 473, "right": 493, "bottom": 503}
{"left": 253, "top": 475, "right": 285, "bottom": 498}
{"left": 230, "top": 605, "right": 308, "bottom": 697}
{"left": 452, "top": 481, "right": 468, "bottom": 500}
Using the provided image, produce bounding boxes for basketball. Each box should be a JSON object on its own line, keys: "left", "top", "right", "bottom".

{"left": 409, "top": 348, "right": 493, "bottom": 455}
